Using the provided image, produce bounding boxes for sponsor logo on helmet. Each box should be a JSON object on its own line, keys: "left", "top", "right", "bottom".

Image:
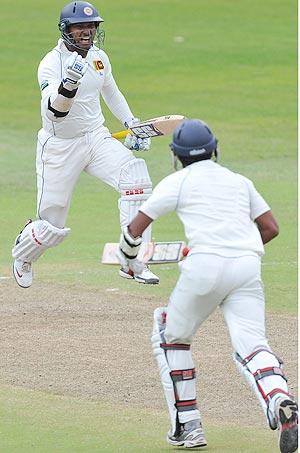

{"left": 93, "top": 60, "right": 104, "bottom": 70}
{"left": 83, "top": 6, "right": 93, "bottom": 16}
{"left": 190, "top": 148, "right": 207, "bottom": 156}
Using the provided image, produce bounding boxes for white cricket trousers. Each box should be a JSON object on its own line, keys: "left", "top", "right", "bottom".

{"left": 165, "top": 253, "right": 269, "bottom": 358}
{"left": 35, "top": 126, "right": 140, "bottom": 228}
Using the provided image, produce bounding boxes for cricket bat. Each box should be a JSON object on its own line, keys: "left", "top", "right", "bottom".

{"left": 112, "top": 115, "right": 185, "bottom": 140}
{"left": 101, "top": 241, "right": 188, "bottom": 265}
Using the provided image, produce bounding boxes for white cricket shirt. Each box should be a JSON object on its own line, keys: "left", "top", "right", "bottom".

{"left": 140, "top": 160, "right": 270, "bottom": 257}
{"left": 38, "top": 39, "right": 134, "bottom": 138}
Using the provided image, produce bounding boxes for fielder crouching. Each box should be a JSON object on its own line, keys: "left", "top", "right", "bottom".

{"left": 117, "top": 118, "right": 298, "bottom": 451}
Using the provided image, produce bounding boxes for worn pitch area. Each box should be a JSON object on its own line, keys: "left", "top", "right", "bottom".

{"left": 0, "top": 280, "right": 297, "bottom": 427}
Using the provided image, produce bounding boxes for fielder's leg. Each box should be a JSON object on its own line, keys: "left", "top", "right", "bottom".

{"left": 221, "top": 257, "right": 298, "bottom": 453}
{"left": 12, "top": 219, "right": 70, "bottom": 288}
{"left": 151, "top": 307, "right": 207, "bottom": 448}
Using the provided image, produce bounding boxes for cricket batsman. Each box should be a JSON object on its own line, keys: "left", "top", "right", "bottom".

{"left": 117, "top": 119, "right": 298, "bottom": 452}
{"left": 12, "top": 1, "right": 159, "bottom": 287}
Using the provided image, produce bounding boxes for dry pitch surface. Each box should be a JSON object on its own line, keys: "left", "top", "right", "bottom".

{"left": 0, "top": 279, "right": 297, "bottom": 428}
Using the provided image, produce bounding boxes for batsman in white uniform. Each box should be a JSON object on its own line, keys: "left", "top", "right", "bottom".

{"left": 117, "top": 119, "right": 298, "bottom": 452}
{"left": 12, "top": 1, "right": 159, "bottom": 288}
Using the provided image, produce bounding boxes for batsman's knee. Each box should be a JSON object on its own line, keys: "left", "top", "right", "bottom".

{"left": 12, "top": 219, "right": 70, "bottom": 263}
{"left": 118, "top": 158, "right": 152, "bottom": 241}
{"left": 118, "top": 158, "right": 152, "bottom": 202}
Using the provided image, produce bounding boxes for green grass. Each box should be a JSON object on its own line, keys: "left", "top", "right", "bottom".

{"left": 0, "top": 384, "right": 278, "bottom": 452}
{"left": 0, "top": 0, "right": 297, "bottom": 450}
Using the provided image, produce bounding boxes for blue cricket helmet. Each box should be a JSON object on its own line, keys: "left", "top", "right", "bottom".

{"left": 170, "top": 119, "right": 218, "bottom": 160}
{"left": 59, "top": 1, "right": 103, "bottom": 31}
{"left": 58, "top": 2, "right": 104, "bottom": 50}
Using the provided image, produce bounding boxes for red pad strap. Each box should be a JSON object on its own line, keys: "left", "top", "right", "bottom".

{"left": 237, "top": 348, "right": 283, "bottom": 366}
{"left": 176, "top": 399, "right": 198, "bottom": 412}
{"left": 170, "top": 368, "right": 196, "bottom": 382}
{"left": 160, "top": 343, "right": 190, "bottom": 350}
{"left": 253, "top": 367, "right": 287, "bottom": 382}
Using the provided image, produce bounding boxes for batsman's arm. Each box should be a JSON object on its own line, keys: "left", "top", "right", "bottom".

{"left": 39, "top": 52, "right": 88, "bottom": 123}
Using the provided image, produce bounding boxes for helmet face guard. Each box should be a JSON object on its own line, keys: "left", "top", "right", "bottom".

{"left": 59, "top": 1, "right": 105, "bottom": 51}
{"left": 60, "top": 25, "right": 105, "bottom": 51}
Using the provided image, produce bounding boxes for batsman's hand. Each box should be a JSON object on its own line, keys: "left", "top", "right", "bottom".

{"left": 63, "top": 52, "right": 88, "bottom": 91}
{"left": 124, "top": 134, "right": 151, "bottom": 151}
{"left": 124, "top": 117, "right": 151, "bottom": 151}
{"left": 117, "top": 226, "right": 144, "bottom": 274}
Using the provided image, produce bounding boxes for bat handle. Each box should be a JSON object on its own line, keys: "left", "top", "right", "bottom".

{"left": 112, "top": 129, "right": 132, "bottom": 140}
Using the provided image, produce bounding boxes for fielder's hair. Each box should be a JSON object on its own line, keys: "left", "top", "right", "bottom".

{"left": 178, "top": 153, "right": 212, "bottom": 168}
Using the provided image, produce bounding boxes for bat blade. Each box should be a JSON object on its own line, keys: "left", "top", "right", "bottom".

{"left": 101, "top": 241, "right": 186, "bottom": 264}
{"left": 112, "top": 114, "right": 185, "bottom": 140}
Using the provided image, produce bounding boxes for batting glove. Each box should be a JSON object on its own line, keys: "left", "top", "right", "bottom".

{"left": 63, "top": 52, "right": 88, "bottom": 91}
{"left": 124, "top": 117, "right": 151, "bottom": 151}
{"left": 117, "top": 226, "right": 144, "bottom": 274}
{"left": 124, "top": 134, "right": 151, "bottom": 151}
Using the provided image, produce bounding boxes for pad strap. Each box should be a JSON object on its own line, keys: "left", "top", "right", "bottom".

{"left": 170, "top": 369, "right": 196, "bottom": 382}
{"left": 176, "top": 399, "right": 198, "bottom": 412}
{"left": 236, "top": 348, "right": 283, "bottom": 366}
{"left": 161, "top": 343, "right": 191, "bottom": 350}
{"left": 253, "top": 367, "right": 287, "bottom": 383}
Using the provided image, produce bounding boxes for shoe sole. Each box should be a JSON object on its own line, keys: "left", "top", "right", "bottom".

{"left": 167, "top": 429, "right": 207, "bottom": 448}
{"left": 278, "top": 400, "right": 298, "bottom": 453}
{"left": 119, "top": 269, "right": 159, "bottom": 285}
{"left": 134, "top": 276, "right": 159, "bottom": 285}
{"left": 12, "top": 262, "right": 31, "bottom": 289}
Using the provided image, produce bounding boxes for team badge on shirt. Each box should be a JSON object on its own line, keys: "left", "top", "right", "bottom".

{"left": 93, "top": 60, "right": 104, "bottom": 71}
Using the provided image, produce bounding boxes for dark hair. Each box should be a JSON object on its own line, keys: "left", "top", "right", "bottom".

{"left": 178, "top": 153, "right": 212, "bottom": 168}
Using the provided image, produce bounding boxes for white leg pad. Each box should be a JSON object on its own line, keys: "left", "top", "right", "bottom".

{"left": 12, "top": 220, "right": 70, "bottom": 262}
{"left": 118, "top": 158, "right": 152, "bottom": 242}
{"left": 151, "top": 307, "right": 200, "bottom": 435}
{"left": 234, "top": 348, "right": 289, "bottom": 429}
{"left": 152, "top": 307, "right": 177, "bottom": 433}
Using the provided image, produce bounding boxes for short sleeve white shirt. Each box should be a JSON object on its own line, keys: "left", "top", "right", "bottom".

{"left": 140, "top": 160, "right": 270, "bottom": 257}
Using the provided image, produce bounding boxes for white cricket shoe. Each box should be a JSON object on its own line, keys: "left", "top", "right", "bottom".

{"left": 119, "top": 264, "right": 159, "bottom": 285}
{"left": 275, "top": 397, "right": 298, "bottom": 453}
{"left": 167, "top": 419, "right": 207, "bottom": 448}
{"left": 13, "top": 259, "right": 33, "bottom": 288}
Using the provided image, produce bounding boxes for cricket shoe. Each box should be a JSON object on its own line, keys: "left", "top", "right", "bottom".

{"left": 275, "top": 397, "right": 298, "bottom": 453}
{"left": 167, "top": 419, "right": 207, "bottom": 448}
{"left": 13, "top": 259, "right": 33, "bottom": 288}
{"left": 119, "top": 264, "right": 159, "bottom": 284}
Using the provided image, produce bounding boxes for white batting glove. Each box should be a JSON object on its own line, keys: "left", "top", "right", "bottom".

{"left": 116, "top": 226, "right": 145, "bottom": 274}
{"left": 116, "top": 249, "right": 145, "bottom": 275}
{"left": 124, "top": 134, "right": 151, "bottom": 151}
{"left": 63, "top": 52, "right": 88, "bottom": 91}
{"left": 124, "top": 117, "right": 151, "bottom": 151}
